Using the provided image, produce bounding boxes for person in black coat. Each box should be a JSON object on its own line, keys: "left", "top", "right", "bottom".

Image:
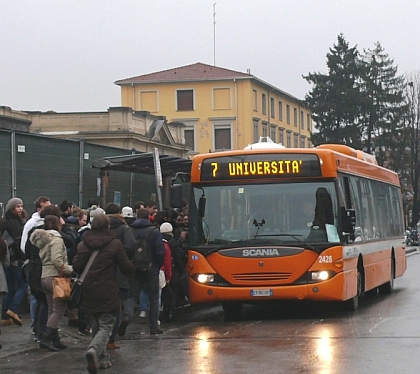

{"left": 0, "top": 198, "right": 27, "bottom": 326}
{"left": 104, "top": 203, "right": 137, "bottom": 350}
{"left": 73, "top": 214, "right": 134, "bottom": 373}
{"left": 118, "top": 208, "right": 165, "bottom": 337}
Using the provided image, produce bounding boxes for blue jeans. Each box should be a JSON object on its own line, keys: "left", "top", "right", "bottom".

{"left": 139, "top": 288, "right": 148, "bottom": 312}
{"left": 123, "top": 273, "right": 160, "bottom": 331}
{"left": 2, "top": 262, "right": 28, "bottom": 319}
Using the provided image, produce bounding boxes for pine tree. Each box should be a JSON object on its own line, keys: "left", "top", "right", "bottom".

{"left": 361, "top": 42, "right": 406, "bottom": 166}
{"left": 304, "top": 34, "right": 366, "bottom": 148}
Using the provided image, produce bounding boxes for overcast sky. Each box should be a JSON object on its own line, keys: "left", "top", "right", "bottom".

{"left": 1, "top": 0, "right": 419, "bottom": 112}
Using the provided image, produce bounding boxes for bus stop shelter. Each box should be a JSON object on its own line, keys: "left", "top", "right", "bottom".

{"left": 91, "top": 152, "right": 192, "bottom": 209}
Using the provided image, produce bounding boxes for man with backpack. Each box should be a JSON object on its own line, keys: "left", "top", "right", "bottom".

{"left": 118, "top": 208, "right": 165, "bottom": 336}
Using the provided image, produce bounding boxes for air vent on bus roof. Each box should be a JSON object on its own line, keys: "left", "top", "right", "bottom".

{"left": 244, "top": 136, "right": 286, "bottom": 150}
{"left": 316, "top": 144, "right": 378, "bottom": 165}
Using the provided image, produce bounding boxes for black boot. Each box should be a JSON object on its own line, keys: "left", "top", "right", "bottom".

{"left": 39, "top": 326, "right": 60, "bottom": 352}
{"left": 52, "top": 328, "right": 67, "bottom": 349}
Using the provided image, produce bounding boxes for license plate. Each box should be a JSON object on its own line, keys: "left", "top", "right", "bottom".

{"left": 250, "top": 289, "right": 273, "bottom": 297}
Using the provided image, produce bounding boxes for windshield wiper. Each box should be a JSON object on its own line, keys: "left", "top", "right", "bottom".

{"left": 253, "top": 233, "right": 317, "bottom": 251}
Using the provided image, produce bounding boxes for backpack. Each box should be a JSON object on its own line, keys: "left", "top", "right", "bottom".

{"left": 131, "top": 226, "right": 156, "bottom": 276}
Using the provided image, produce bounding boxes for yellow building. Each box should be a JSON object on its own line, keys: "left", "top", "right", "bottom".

{"left": 115, "top": 62, "right": 312, "bottom": 154}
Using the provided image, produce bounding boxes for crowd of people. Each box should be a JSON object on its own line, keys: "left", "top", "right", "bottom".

{"left": 0, "top": 195, "right": 189, "bottom": 374}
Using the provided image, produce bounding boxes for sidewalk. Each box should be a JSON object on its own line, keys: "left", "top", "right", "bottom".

{"left": 0, "top": 301, "right": 206, "bottom": 360}
{"left": 406, "top": 245, "right": 418, "bottom": 254}
{"left": 0, "top": 313, "right": 90, "bottom": 359}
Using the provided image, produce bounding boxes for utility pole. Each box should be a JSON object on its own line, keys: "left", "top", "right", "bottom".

{"left": 213, "top": 3, "right": 216, "bottom": 66}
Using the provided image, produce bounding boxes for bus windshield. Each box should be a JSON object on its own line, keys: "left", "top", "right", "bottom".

{"left": 189, "top": 181, "right": 340, "bottom": 246}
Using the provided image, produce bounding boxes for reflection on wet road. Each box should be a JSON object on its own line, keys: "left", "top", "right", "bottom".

{"left": 1, "top": 252, "right": 420, "bottom": 373}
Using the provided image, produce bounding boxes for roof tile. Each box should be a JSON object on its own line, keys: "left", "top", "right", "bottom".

{"left": 115, "top": 62, "right": 252, "bottom": 84}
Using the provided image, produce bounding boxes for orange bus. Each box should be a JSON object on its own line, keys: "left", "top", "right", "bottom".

{"left": 184, "top": 139, "right": 407, "bottom": 319}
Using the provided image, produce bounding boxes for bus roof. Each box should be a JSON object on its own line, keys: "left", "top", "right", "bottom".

{"left": 191, "top": 143, "right": 400, "bottom": 187}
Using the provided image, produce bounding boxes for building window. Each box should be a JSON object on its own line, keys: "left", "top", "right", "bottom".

{"left": 262, "top": 93, "right": 267, "bottom": 115}
{"left": 214, "top": 125, "right": 231, "bottom": 151}
{"left": 253, "top": 119, "right": 259, "bottom": 143}
{"left": 300, "top": 110, "right": 304, "bottom": 129}
{"left": 286, "top": 105, "right": 290, "bottom": 124}
{"left": 270, "top": 97, "right": 275, "bottom": 118}
{"left": 279, "top": 101, "right": 283, "bottom": 121}
{"left": 177, "top": 89, "right": 194, "bottom": 111}
{"left": 307, "top": 113, "right": 311, "bottom": 131}
{"left": 253, "top": 89, "right": 258, "bottom": 111}
{"left": 185, "top": 128, "right": 195, "bottom": 150}
{"left": 279, "top": 128, "right": 284, "bottom": 145}
{"left": 262, "top": 122, "right": 268, "bottom": 137}
{"left": 293, "top": 108, "right": 298, "bottom": 127}
{"left": 270, "top": 125, "right": 276, "bottom": 142}
{"left": 183, "top": 122, "right": 196, "bottom": 150}
{"left": 286, "top": 131, "right": 292, "bottom": 148}
{"left": 300, "top": 136, "right": 306, "bottom": 148}
{"left": 294, "top": 133, "right": 299, "bottom": 147}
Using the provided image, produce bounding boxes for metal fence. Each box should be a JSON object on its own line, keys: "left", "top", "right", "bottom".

{"left": 0, "top": 129, "right": 156, "bottom": 216}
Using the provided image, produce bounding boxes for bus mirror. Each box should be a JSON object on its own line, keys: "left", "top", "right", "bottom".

{"left": 198, "top": 196, "right": 206, "bottom": 218}
{"left": 342, "top": 208, "right": 356, "bottom": 236}
{"left": 170, "top": 184, "right": 183, "bottom": 208}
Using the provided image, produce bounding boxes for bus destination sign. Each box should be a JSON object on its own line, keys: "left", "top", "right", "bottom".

{"left": 200, "top": 154, "right": 322, "bottom": 181}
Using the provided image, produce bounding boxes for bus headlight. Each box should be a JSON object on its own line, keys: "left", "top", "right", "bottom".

{"left": 197, "top": 274, "right": 215, "bottom": 283}
{"left": 311, "top": 271, "right": 331, "bottom": 281}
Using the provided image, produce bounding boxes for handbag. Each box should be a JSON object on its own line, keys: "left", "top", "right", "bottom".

{"left": 69, "top": 250, "right": 99, "bottom": 307}
{"left": 2, "top": 230, "right": 15, "bottom": 247}
{"left": 159, "top": 269, "right": 166, "bottom": 289}
{"left": 2, "top": 229, "right": 25, "bottom": 262}
{"left": 52, "top": 276, "right": 72, "bottom": 300}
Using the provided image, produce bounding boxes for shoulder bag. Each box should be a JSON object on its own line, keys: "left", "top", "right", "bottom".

{"left": 69, "top": 250, "right": 99, "bottom": 307}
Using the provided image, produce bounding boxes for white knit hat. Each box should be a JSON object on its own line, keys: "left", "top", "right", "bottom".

{"left": 160, "top": 222, "right": 173, "bottom": 235}
{"left": 121, "top": 206, "right": 134, "bottom": 218}
{"left": 89, "top": 205, "right": 105, "bottom": 221}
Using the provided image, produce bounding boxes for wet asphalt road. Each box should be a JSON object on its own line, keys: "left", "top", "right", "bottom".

{"left": 1, "top": 249, "right": 419, "bottom": 374}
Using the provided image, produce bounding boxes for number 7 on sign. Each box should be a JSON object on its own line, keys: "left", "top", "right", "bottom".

{"left": 211, "top": 162, "right": 218, "bottom": 178}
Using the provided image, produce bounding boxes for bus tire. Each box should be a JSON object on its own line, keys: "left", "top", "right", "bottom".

{"left": 222, "top": 301, "right": 243, "bottom": 321}
{"left": 378, "top": 255, "right": 395, "bottom": 295}
{"left": 343, "top": 270, "right": 362, "bottom": 311}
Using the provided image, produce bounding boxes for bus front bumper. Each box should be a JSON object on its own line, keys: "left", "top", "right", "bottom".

{"left": 188, "top": 270, "right": 357, "bottom": 304}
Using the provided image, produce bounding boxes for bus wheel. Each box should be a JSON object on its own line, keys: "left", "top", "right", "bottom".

{"left": 222, "top": 301, "right": 243, "bottom": 321}
{"left": 343, "top": 270, "right": 362, "bottom": 311}
{"left": 378, "top": 256, "right": 395, "bottom": 295}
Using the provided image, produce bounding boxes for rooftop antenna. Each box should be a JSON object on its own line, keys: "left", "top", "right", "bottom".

{"left": 213, "top": 3, "right": 216, "bottom": 66}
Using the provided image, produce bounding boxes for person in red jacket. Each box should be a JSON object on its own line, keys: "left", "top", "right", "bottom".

{"left": 160, "top": 222, "right": 180, "bottom": 323}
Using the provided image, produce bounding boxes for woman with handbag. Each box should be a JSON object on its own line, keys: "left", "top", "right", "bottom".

{"left": 30, "top": 215, "right": 73, "bottom": 352}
